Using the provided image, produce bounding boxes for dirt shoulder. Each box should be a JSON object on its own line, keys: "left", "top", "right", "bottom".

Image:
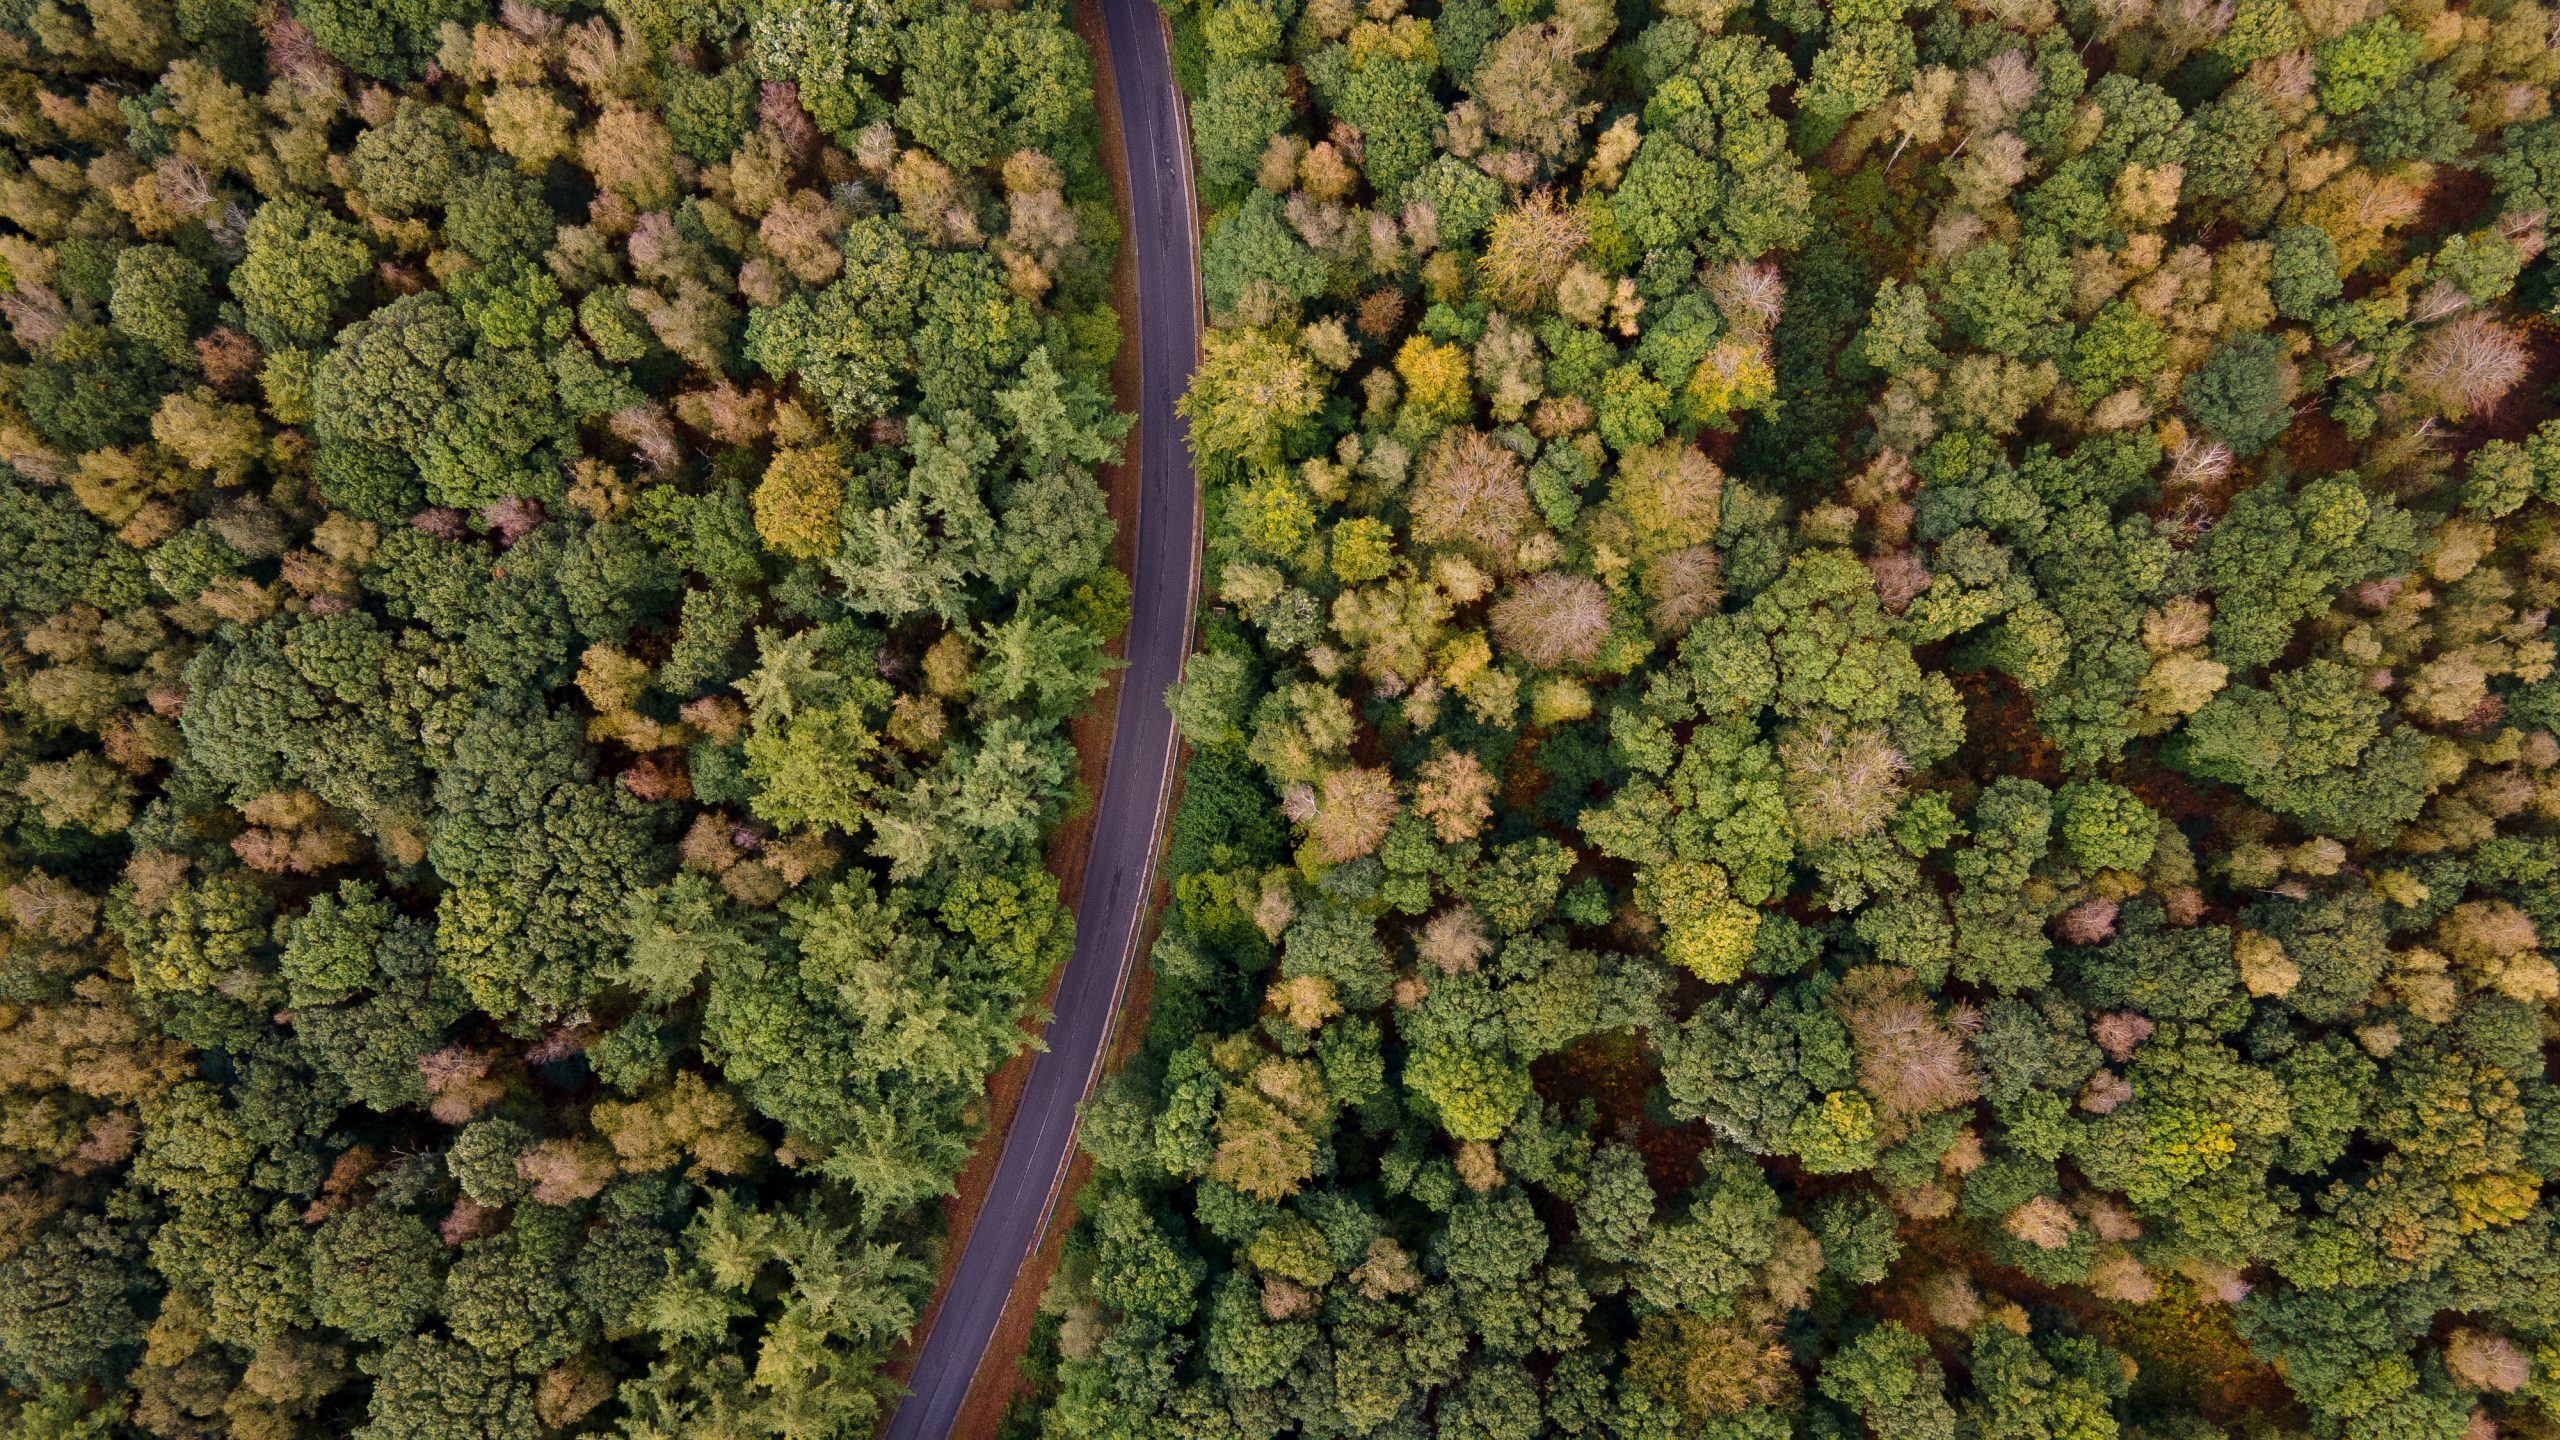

{"left": 874, "top": 0, "right": 1155, "bottom": 1416}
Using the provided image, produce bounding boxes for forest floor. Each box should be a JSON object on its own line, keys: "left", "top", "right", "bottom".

{"left": 875, "top": 3, "right": 1166, "bottom": 1430}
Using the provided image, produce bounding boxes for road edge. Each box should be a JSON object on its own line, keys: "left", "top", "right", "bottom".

{"left": 873, "top": 0, "right": 1204, "bottom": 1432}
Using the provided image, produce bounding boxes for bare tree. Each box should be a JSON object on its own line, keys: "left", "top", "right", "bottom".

{"left": 1491, "top": 571, "right": 1611, "bottom": 669}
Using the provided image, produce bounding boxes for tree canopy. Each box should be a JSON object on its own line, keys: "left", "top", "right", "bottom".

{"left": 1024, "top": 0, "right": 2560, "bottom": 1434}
{"left": 0, "top": 0, "right": 1128, "bottom": 1433}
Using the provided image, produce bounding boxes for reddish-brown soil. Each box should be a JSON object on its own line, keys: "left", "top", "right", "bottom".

{"left": 1950, "top": 670, "right": 2064, "bottom": 789}
{"left": 1535, "top": 1029, "right": 1719, "bottom": 1195}
{"left": 2279, "top": 406, "right": 2360, "bottom": 475}
{"left": 876, "top": 3, "right": 1167, "bottom": 1433}
{"left": 948, "top": 954, "right": 1161, "bottom": 1440}
{"left": 2453, "top": 313, "right": 2560, "bottom": 448}
{"left": 2416, "top": 163, "right": 2496, "bottom": 238}
{"left": 1881, "top": 1221, "right": 2299, "bottom": 1427}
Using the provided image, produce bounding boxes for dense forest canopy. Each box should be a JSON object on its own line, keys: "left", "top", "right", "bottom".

{"left": 0, "top": 0, "right": 1132, "bottom": 1432}
{"left": 1018, "top": 0, "right": 2560, "bottom": 1434}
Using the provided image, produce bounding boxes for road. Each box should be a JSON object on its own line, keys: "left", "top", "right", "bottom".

{"left": 877, "top": 0, "right": 1201, "bottom": 1435}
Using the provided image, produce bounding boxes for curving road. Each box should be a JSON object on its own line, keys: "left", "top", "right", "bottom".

{"left": 879, "top": 2, "right": 1201, "bottom": 1436}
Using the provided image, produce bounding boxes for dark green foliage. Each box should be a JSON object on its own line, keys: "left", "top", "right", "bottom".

{"left": 15, "top": 332, "right": 171, "bottom": 453}
{"left": 236, "top": 198, "right": 374, "bottom": 348}
{"left": 0, "top": 0, "right": 1127, "bottom": 1429}
{"left": 1033, "top": 0, "right": 2560, "bottom": 1430}
{"left": 893, "top": 2, "right": 1091, "bottom": 170}
{"left": 2200, "top": 477, "right": 2417, "bottom": 670}
{"left": 312, "top": 293, "right": 470, "bottom": 455}
{"left": 2180, "top": 334, "right": 2293, "bottom": 456}
{"left": 107, "top": 245, "right": 212, "bottom": 366}
{"left": 2485, "top": 117, "right": 2560, "bottom": 217}
{"left": 441, "top": 165, "right": 557, "bottom": 267}
{"left": 0, "top": 1217, "right": 144, "bottom": 1386}
{"left": 1820, "top": 1323, "right": 1956, "bottom": 1440}
{"left": 293, "top": 0, "right": 488, "bottom": 81}
{"left": 2062, "top": 900, "right": 2234, "bottom": 1020}
{"left": 663, "top": 61, "right": 757, "bottom": 165}
{"left": 0, "top": 475, "right": 153, "bottom": 616}
{"left": 1201, "top": 190, "right": 1332, "bottom": 317}
{"left": 1191, "top": 63, "right": 1292, "bottom": 207}
{"left": 12, "top": 0, "right": 2560, "bottom": 1428}
{"left": 309, "top": 1203, "right": 444, "bottom": 1344}
{"left": 2269, "top": 226, "right": 2342, "bottom": 321}
{"left": 352, "top": 1335, "right": 536, "bottom": 1440}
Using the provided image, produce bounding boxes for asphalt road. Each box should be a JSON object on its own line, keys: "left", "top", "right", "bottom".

{"left": 877, "top": 1, "right": 1202, "bottom": 1435}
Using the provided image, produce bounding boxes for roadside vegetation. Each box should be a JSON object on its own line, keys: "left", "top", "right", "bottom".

{"left": 0, "top": 0, "right": 1132, "bottom": 1432}
{"left": 1022, "top": 0, "right": 2560, "bottom": 1433}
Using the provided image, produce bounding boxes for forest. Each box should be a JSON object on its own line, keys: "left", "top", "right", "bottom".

{"left": 1011, "top": 0, "right": 2560, "bottom": 1433}
{"left": 0, "top": 0, "right": 1133, "bottom": 1432}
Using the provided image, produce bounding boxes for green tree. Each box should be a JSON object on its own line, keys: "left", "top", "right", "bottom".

{"left": 895, "top": 4, "right": 1091, "bottom": 170}
{"left": 354, "top": 1335, "right": 538, "bottom": 1440}
{"left": 2199, "top": 477, "right": 2417, "bottom": 670}
{"left": 1632, "top": 1155, "right": 1781, "bottom": 1318}
{"left": 107, "top": 245, "right": 212, "bottom": 366}
{"left": 310, "top": 1203, "right": 443, "bottom": 1345}
{"left": 1180, "top": 329, "right": 1325, "bottom": 464}
{"left": 235, "top": 198, "right": 372, "bottom": 348}
{"left": 0, "top": 1217, "right": 144, "bottom": 1386}
{"left": 1820, "top": 1323, "right": 1957, "bottom": 1440}
{"left": 312, "top": 293, "right": 469, "bottom": 457}
{"left": 443, "top": 1210, "right": 590, "bottom": 1372}
{"left": 2053, "top": 780, "right": 2156, "bottom": 873}
{"left": 2181, "top": 334, "right": 2293, "bottom": 457}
